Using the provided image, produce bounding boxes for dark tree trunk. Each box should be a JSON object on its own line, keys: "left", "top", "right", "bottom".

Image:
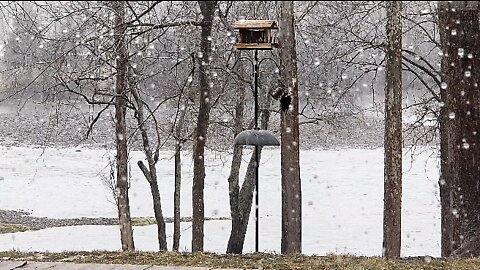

{"left": 225, "top": 145, "right": 244, "bottom": 254}
{"left": 226, "top": 52, "right": 246, "bottom": 254}
{"left": 131, "top": 83, "right": 167, "bottom": 251}
{"left": 192, "top": 0, "right": 217, "bottom": 253}
{"left": 439, "top": 104, "right": 459, "bottom": 257}
{"left": 137, "top": 166, "right": 168, "bottom": 251}
{"left": 278, "top": 0, "right": 302, "bottom": 255}
{"left": 228, "top": 147, "right": 261, "bottom": 253}
{"left": 173, "top": 91, "right": 191, "bottom": 251}
{"left": 173, "top": 54, "right": 196, "bottom": 252}
{"left": 438, "top": 1, "right": 480, "bottom": 258}
{"left": 173, "top": 141, "right": 182, "bottom": 251}
{"left": 149, "top": 178, "right": 167, "bottom": 251}
{"left": 383, "top": 0, "right": 402, "bottom": 259}
{"left": 439, "top": 96, "right": 460, "bottom": 258}
{"left": 438, "top": 1, "right": 461, "bottom": 257}
{"left": 112, "top": 0, "right": 134, "bottom": 252}
{"left": 128, "top": 45, "right": 167, "bottom": 250}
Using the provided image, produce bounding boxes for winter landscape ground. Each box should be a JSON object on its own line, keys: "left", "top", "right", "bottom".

{"left": 0, "top": 102, "right": 442, "bottom": 258}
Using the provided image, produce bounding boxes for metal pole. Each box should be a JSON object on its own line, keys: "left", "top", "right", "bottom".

{"left": 254, "top": 49, "right": 259, "bottom": 253}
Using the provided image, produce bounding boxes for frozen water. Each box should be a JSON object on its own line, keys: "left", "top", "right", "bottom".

{"left": 0, "top": 146, "right": 441, "bottom": 257}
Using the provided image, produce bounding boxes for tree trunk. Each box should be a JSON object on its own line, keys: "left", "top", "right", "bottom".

{"left": 173, "top": 90, "right": 192, "bottom": 251}
{"left": 438, "top": 1, "right": 480, "bottom": 258}
{"left": 148, "top": 175, "right": 168, "bottom": 251}
{"left": 225, "top": 146, "right": 244, "bottom": 254}
{"left": 227, "top": 117, "right": 272, "bottom": 253}
{"left": 112, "top": 0, "right": 134, "bottom": 252}
{"left": 226, "top": 51, "right": 246, "bottom": 254}
{"left": 383, "top": 0, "right": 402, "bottom": 259}
{"left": 173, "top": 53, "right": 197, "bottom": 251}
{"left": 130, "top": 83, "right": 167, "bottom": 251}
{"left": 438, "top": 1, "right": 461, "bottom": 257}
{"left": 192, "top": 0, "right": 217, "bottom": 253}
{"left": 173, "top": 141, "right": 182, "bottom": 251}
{"left": 278, "top": 1, "right": 302, "bottom": 255}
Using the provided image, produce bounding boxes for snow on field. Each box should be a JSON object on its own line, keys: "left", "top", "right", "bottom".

{"left": 0, "top": 145, "right": 441, "bottom": 257}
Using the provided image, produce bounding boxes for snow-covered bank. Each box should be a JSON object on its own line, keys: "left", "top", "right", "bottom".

{"left": 0, "top": 145, "right": 440, "bottom": 257}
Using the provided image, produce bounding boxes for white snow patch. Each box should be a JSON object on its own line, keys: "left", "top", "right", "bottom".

{"left": 0, "top": 146, "right": 440, "bottom": 257}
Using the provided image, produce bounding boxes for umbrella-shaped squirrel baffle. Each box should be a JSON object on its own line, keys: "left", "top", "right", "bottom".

{"left": 234, "top": 129, "right": 280, "bottom": 146}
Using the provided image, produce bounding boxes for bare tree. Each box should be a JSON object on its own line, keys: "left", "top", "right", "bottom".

{"left": 129, "top": 77, "right": 168, "bottom": 251}
{"left": 173, "top": 53, "right": 196, "bottom": 251}
{"left": 192, "top": 0, "right": 217, "bottom": 252}
{"left": 173, "top": 95, "right": 188, "bottom": 251}
{"left": 383, "top": 0, "right": 402, "bottom": 259}
{"left": 278, "top": 0, "right": 302, "bottom": 255}
{"left": 112, "top": 0, "right": 135, "bottom": 252}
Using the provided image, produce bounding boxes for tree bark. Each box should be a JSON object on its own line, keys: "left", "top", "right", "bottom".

{"left": 438, "top": 1, "right": 461, "bottom": 257}
{"left": 227, "top": 104, "right": 273, "bottom": 253}
{"left": 173, "top": 86, "right": 193, "bottom": 251}
{"left": 226, "top": 51, "right": 246, "bottom": 254}
{"left": 383, "top": 0, "right": 402, "bottom": 259}
{"left": 131, "top": 83, "right": 167, "bottom": 251}
{"left": 278, "top": 0, "right": 302, "bottom": 255}
{"left": 112, "top": 0, "right": 134, "bottom": 252}
{"left": 192, "top": 0, "right": 217, "bottom": 253}
{"left": 438, "top": 1, "right": 480, "bottom": 258}
{"left": 173, "top": 140, "right": 182, "bottom": 251}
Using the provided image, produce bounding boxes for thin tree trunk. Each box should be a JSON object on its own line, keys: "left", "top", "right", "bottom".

{"left": 173, "top": 53, "right": 196, "bottom": 251}
{"left": 173, "top": 93, "right": 191, "bottom": 251}
{"left": 383, "top": 0, "right": 402, "bottom": 259}
{"left": 112, "top": 0, "right": 134, "bottom": 252}
{"left": 226, "top": 51, "right": 246, "bottom": 254}
{"left": 278, "top": 0, "right": 302, "bottom": 255}
{"left": 138, "top": 169, "right": 168, "bottom": 251}
{"left": 130, "top": 83, "right": 167, "bottom": 251}
{"left": 173, "top": 141, "right": 182, "bottom": 251}
{"left": 226, "top": 143, "right": 244, "bottom": 254}
{"left": 192, "top": 0, "right": 217, "bottom": 252}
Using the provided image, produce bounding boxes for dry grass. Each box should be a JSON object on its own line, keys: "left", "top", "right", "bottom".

{"left": 2, "top": 251, "right": 480, "bottom": 269}
{"left": 130, "top": 217, "right": 157, "bottom": 226}
{"left": 0, "top": 224, "right": 30, "bottom": 234}
{"left": 0, "top": 216, "right": 230, "bottom": 234}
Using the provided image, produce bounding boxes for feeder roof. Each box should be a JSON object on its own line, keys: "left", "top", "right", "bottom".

{"left": 233, "top": 20, "right": 278, "bottom": 30}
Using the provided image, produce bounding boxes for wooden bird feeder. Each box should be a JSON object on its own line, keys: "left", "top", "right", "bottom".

{"left": 233, "top": 20, "right": 278, "bottom": 50}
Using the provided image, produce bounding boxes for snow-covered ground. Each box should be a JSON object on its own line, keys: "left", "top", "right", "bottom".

{"left": 0, "top": 145, "right": 441, "bottom": 257}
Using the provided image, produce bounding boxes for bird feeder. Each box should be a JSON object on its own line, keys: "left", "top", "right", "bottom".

{"left": 233, "top": 20, "right": 278, "bottom": 50}
{"left": 231, "top": 19, "right": 280, "bottom": 253}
